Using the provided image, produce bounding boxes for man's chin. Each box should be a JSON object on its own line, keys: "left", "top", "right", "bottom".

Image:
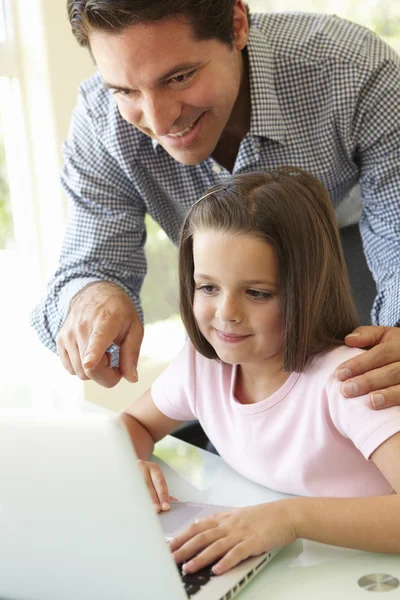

{"left": 162, "top": 145, "right": 213, "bottom": 166}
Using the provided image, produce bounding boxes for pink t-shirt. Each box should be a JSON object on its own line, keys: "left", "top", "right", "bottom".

{"left": 152, "top": 342, "right": 400, "bottom": 497}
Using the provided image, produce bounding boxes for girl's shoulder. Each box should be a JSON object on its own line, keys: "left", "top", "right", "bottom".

{"left": 297, "top": 346, "right": 367, "bottom": 411}
{"left": 307, "top": 345, "right": 366, "bottom": 378}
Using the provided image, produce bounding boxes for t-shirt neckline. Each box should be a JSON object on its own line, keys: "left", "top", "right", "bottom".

{"left": 230, "top": 364, "right": 301, "bottom": 414}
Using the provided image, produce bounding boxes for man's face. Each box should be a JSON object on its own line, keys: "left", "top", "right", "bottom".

{"left": 89, "top": 11, "right": 248, "bottom": 165}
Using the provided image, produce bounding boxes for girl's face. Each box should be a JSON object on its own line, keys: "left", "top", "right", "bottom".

{"left": 192, "top": 229, "right": 284, "bottom": 368}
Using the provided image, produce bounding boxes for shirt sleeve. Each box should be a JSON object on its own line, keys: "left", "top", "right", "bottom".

{"left": 327, "top": 376, "right": 400, "bottom": 460}
{"left": 354, "top": 34, "right": 400, "bottom": 326}
{"left": 30, "top": 83, "right": 147, "bottom": 353}
{"left": 151, "top": 341, "right": 198, "bottom": 422}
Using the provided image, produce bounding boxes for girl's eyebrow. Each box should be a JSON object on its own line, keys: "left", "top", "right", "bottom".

{"left": 195, "top": 273, "right": 276, "bottom": 286}
{"left": 244, "top": 280, "right": 277, "bottom": 286}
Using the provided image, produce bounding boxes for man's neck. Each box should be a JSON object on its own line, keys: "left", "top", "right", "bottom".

{"left": 212, "top": 49, "right": 250, "bottom": 173}
{"left": 212, "top": 135, "right": 242, "bottom": 173}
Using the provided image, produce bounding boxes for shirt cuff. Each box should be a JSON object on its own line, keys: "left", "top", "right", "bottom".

{"left": 359, "top": 417, "right": 400, "bottom": 460}
{"left": 58, "top": 277, "right": 103, "bottom": 324}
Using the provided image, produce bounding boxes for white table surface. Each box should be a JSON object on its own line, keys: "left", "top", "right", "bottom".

{"left": 153, "top": 436, "right": 400, "bottom": 600}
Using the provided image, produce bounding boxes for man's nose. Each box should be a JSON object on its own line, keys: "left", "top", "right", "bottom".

{"left": 142, "top": 91, "right": 182, "bottom": 137}
{"left": 216, "top": 295, "right": 242, "bottom": 323}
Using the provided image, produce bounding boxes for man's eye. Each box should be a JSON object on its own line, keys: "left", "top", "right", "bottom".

{"left": 247, "top": 289, "right": 272, "bottom": 300}
{"left": 170, "top": 70, "right": 196, "bottom": 85}
{"left": 112, "top": 89, "right": 132, "bottom": 97}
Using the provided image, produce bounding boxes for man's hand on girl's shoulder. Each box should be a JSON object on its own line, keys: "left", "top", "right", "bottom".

{"left": 335, "top": 326, "right": 400, "bottom": 409}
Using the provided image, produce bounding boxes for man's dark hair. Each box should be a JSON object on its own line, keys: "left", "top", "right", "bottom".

{"left": 179, "top": 167, "right": 359, "bottom": 373}
{"left": 67, "top": 0, "right": 250, "bottom": 48}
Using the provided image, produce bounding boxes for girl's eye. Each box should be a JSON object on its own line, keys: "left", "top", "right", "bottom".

{"left": 170, "top": 70, "right": 196, "bottom": 85}
{"left": 247, "top": 289, "right": 272, "bottom": 301}
{"left": 196, "top": 284, "right": 217, "bottom": 295}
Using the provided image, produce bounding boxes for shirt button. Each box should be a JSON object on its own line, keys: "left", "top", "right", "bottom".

{"left": 212, "top": 163, "right": 223, "bottom": 174}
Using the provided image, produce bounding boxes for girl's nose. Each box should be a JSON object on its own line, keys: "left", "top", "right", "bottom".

{"left": 216, "top": 296, "right": 242, "bottom": 323}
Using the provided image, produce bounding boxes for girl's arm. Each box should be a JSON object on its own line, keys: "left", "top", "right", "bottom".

{"left": 291, "top": 432, "right": 400, "bottom": 553}
{"left": 121, "top": 388, "right": 183, "bottom": 459}
{"left": 170, "top": 433, "right": 400, "bottom": 574}
{"left": 120, "top": 389, "right": 183, "bottom": 511}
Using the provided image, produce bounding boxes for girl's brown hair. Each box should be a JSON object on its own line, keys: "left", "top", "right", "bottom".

{"left": 179, "top": 167, "right": 359, "bottom": 372}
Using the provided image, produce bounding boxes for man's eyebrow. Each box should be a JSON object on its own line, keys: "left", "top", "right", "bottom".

{"left": 103, "top": 82, "right": 131, "bottom": 92}
{"left": 156, "top": 62, "right": 202, "bottom": 82}
{"left": 103, "top": 62, "right": 202, "bottom": 91}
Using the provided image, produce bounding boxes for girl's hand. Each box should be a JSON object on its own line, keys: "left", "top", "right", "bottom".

{"left": 137, "top": 459, "right": 178, "bottom": 513}
{"left": 169, "top": 501, "right": 296, "bottom": 575}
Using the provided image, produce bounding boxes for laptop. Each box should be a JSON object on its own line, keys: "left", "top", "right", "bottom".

{"left": 0, "top": 413, "right": 282, "bottom": 600}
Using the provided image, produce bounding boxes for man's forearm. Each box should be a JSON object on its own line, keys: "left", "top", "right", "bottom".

{"left": 120, "top": 413, "right": 155, "bottom": 460}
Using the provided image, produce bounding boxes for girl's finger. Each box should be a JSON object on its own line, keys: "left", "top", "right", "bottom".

{"left": 137, "top": 462, "right": 161, "bottom": 512}
{"left": 172, "top": 527, "right": 225, "bottom": 566}
{"left": 212, "top": 541, "right": 250, "bottom": 575}
{"left": 182, "top": 536, "right": 235, "bottom": 574}
{"left": 150, "top": 467, "right": 171, "bottom": 510}
{"left": 169, "top": 519, "right": 219, "bottom": 552}
{"left": 212, "top": 510, "right": 233, "bottom": 520}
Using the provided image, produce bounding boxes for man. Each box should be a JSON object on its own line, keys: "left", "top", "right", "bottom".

{"left": 32, "top": 0, "right": 400, "bottom": 408}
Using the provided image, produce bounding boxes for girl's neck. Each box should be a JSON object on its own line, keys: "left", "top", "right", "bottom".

{"left": 235, "top": 359, "right": 290, "bottom": 405}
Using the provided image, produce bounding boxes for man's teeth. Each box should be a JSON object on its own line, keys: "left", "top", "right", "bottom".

{"left": 168, "top": 121, "right": 197, "bottom": 138}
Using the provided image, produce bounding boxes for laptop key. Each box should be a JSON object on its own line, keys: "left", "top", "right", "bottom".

{"left": 184, "top": 582, "right": 201, "bottom": 597}
{"left": 182, "top": 572, "right": 211, "bottom": 585}
{"left": 178, "top": 558, "right": 220, "bottom": 597}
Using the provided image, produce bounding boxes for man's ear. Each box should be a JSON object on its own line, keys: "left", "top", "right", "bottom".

{"left": 232, "top": 0, "right": 249, "bottom": 51}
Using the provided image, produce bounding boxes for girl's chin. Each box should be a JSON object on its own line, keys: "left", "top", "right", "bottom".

{"left": 213, "top": 347, "right": 248, "bottom": 364}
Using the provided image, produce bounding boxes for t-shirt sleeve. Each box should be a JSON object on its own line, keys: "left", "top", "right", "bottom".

{"left": 151, "top": 341, "right": 199, "bottom": 422}
{"left": 327, "top": 376, "right": 400, "bottom": 460}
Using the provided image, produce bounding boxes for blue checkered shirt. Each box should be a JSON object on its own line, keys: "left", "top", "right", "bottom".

{"left": 31, "top": 12, "right": 400, "bottom": 352}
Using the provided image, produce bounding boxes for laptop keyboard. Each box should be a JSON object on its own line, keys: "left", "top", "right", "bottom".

{"left": 176, "top": 561, "right": 217, "bottom": 598}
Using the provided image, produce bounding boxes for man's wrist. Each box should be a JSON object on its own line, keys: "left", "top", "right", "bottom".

{"left": 69, "top": 280, "right": 125, "bottom": 311}
{"left": 59, "top": 277, "right": 103, "bottom": 323}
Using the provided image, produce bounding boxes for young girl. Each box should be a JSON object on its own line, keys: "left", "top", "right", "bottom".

{"left": 121, "top": 167, "right": 400, "bottom": 576}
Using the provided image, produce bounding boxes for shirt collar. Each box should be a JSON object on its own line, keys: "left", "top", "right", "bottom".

{"left": 246, "top": 25, "right": 287, "bottom": 144}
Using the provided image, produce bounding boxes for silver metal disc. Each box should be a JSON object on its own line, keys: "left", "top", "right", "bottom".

{"left": 358, "top": 574, "right": 400, "bottom": 593}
